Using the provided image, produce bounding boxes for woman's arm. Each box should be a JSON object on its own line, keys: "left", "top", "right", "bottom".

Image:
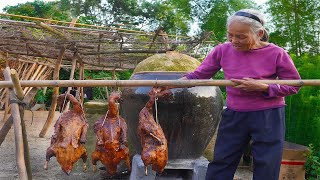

{"left": 184, "top": 45, "right": 222, "bottom": 79}
{"left": 263, "top": 51, "right": 301, "bottom": 98}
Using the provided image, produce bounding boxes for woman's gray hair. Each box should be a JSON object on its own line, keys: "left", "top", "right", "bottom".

{"left": 227, "top": 9, "right": 269, "bottom": 42}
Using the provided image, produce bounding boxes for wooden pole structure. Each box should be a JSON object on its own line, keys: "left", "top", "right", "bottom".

{"left": 11, "top": 69, "right": 32, "bottom": 180}
{"left": 39, "top": 47, "right": 66, "bottom": 138}
{"left": 3, "top": 67, "right": 28, "bottom": 180}
{"left": 0, "top": 79, "right": 319, "bottom": 88}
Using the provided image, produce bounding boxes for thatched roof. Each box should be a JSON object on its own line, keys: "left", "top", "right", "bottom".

{"left": 0, "top": 14, "right": 213, "bottom": 71}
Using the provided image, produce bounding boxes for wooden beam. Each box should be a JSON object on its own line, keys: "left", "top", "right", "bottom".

{"left": 39, "top": 46, "right": 66, "bottom": 138}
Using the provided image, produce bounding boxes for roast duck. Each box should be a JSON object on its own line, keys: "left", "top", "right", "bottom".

{"left": 91, "top": 92, "right": 131, "bottom": 176}
{"left": 137, "top": 87, "right": 172, "bottom": 175}
{"left": 44, "top": 93, "right": 88, "bottom": 175}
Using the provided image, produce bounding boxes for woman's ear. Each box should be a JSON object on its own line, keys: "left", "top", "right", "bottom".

{"left": 258, "top": 29, "right": 264, "bottom": 39}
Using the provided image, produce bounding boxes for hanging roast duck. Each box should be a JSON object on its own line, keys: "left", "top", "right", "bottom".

{"left": 137, "top": 87, "right": 172, "bottom": 175}
{"left": 44, "top": 93, "right": 88, "bottom": 175}
{"left": 91, "top": 92, "right": 131, "bottom": 176}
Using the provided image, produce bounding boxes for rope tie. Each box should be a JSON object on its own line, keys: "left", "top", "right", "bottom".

{"left": 10, "top": 99, "right": 26, "bottom": 106}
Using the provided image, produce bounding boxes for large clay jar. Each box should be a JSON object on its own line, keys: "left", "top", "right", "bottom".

{"left": 120, "top": 52, "right": 223, "bottom": 159}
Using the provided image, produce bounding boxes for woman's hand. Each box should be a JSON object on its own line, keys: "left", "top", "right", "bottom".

{"left": 230, "top": 78, "right": 269, "bottom": 92}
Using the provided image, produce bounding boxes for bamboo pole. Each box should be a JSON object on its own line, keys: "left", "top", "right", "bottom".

{"left": 23, "top": 64, "right": 43, "bottom": 95}
{"left": 0, "top": 79, "right": 319, "bottom": 88}
{"left": 25, "top": 65, "right": 47, "bottom": 95}
{"left": 39, "top": 47, "right": 66, "bottom": 138}
{"left": 11, "top": 69, "right": 32, "bottom": 180}
{"left": 22, "top": 63, "right": 37, "bottom": 95}
{"left": 3, "top": 67, "right": 28, "bottom": 180}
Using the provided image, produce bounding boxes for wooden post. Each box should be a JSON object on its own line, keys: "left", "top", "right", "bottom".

{"left": 63, "top": 55, "right": 77, "bottom": 112}
{"left": 11, "top": 69, "right": 32, "bottom": 180}
{"left": 39, "top": 47, "right": 66, "bottom": 138}
{"left": 3, "top": 67, "right": 28, "bottom": 180}
{"left": 79, "top": 62, "right": 84, "bottom": 104}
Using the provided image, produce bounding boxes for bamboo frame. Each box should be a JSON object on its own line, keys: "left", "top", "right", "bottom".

{"left": 0, "top": 79, "right": 319, "bottom": 88}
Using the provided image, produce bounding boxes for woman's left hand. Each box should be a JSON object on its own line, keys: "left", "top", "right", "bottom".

{"left": 230, "top": 78, "right": 269, "bottom": 92}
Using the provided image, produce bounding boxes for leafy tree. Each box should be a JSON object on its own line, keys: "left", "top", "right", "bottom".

{"left": 61, "top": 0, "right": 192, "bottom": 34}
{"left": 200, "top": 0, "right": 256, "bottom": 42}
{"left": 267, "top": 0, "right": 320, "bottom": 56}
{"left": 3, "top": 0, "right": 71, "bottom": 21}
{"left": 285, "top": 54, "right": 320, "bottom": 150}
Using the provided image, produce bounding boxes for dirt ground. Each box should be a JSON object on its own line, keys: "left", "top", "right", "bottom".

{"left": 0, "top": 111, "right": 252, "bottom": 180}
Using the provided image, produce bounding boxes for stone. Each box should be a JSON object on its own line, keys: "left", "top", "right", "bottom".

{"left": 130, "top": 154, "right": 210, "bottom": 180}
{"left": 130, "top": 154, "right": 156, "bottom": 180}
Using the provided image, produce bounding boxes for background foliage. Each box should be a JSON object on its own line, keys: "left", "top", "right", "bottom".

{"left": 3, "top": 0, "right": 320, "bottom": 178}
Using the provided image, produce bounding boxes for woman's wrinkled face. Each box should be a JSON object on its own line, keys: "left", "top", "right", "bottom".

{"left": 227, "top": 22, "right": 259, "bottom": 51}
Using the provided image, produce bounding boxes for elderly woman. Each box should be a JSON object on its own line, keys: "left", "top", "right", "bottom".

{"left": 182, "top": 9, "right": 301, "bottom": 180}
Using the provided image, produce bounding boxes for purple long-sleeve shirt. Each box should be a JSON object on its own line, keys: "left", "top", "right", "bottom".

{"left": 185, "top": 42, "right": 301, "bottom": 112}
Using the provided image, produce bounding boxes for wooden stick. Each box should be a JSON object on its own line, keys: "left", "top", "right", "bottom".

{"left": 3, "top": 67, "right": 28, "bottom": 180}
{"left": 0, "top": 79, "right": 318, "bottom": 88}
{"left": 79, "top": 62, "right": 84, "bottom": 104}
{"left": 0, "top": 116, "right": 13, "bottom": 145}
{"left": 25, "top": 65, "right": 47, "bottom": 95}
{"left": 82, "top": 49, "right": 168, "bottom": 55}
{"left": 69, "top": 18, "right": 78, "bottom": 27}
{"left": 36, "top": 22, "right": 67, "bottom": 40}
{"left": 11, "top": 69, "right": 32, "bottom": 180}
{"left": 22, "top": 63, "right": 37, "bottom": 95}
{"left": 39, "top": 47, "right": 66, "bottom": 138}
{"left": 23, "top": 64, "right": 43, "bottom": 94}
{"left": 64, "top": 55, "right": 77, "bottom": 111}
